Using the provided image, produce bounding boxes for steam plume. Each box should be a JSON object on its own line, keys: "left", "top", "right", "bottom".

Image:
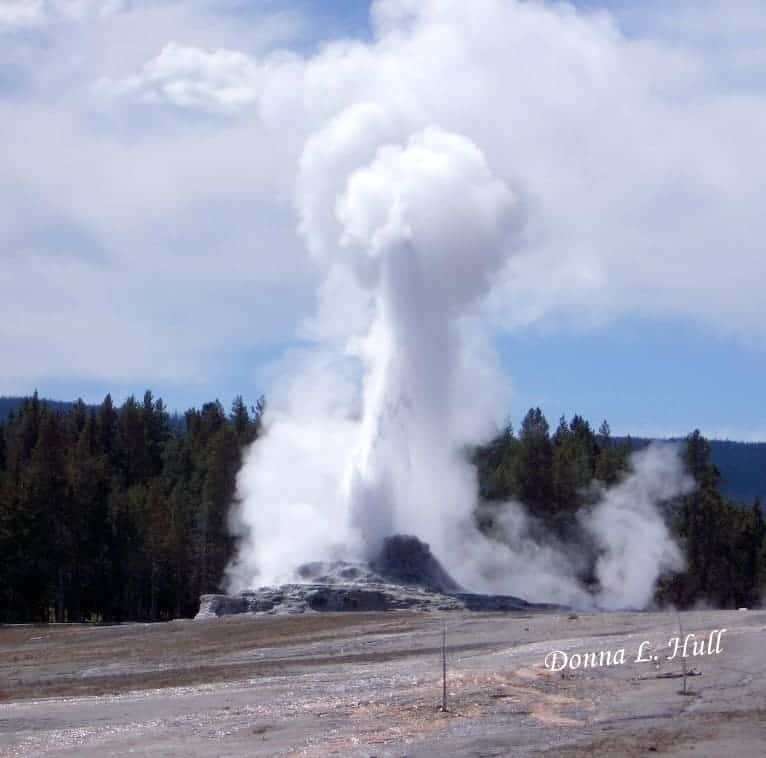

{"left": 226, "top": 108, "right": 693, "bottom": 609}
{"left": 583, "top": 444, "right": 692, "bottom": 609}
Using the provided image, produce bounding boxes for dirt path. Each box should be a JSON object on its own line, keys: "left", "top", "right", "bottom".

{"left": 1, "top": 609, "right": 764, "bottom": 756}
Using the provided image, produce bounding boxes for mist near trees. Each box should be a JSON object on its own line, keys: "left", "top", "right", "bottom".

{"left": 474, "top": 413, "right": 765, "bottom": 609}
{"left": 0, "top": 395, "right": 763, "bottom": 623}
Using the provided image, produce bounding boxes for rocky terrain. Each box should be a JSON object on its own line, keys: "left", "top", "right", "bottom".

{"left": 3, "top": 538, "right": 765, "bottom": 756}
{"left": 198, "top": 535, "right": 561, "bottom": 618}
{"left": 1, "top": 608, "right": 765, "bottom": 756}
{"left": 196, "top": 583, "right": 558, "bottom": 617}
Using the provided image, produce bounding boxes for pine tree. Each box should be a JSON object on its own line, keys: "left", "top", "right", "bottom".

{"left": 660, "top": 430, "right": 747, "bottom": 608}
{"left": 26, "top": 409, "right": 67, "bottom": 620}
{"left": 551, "top": 416, "right": 578, "bottom": 514}
{"left": 744, "top": 498, "right": 765, "bottom": 605}
{"left": 230, "top": 396, "right": 251, "bottom": 440}
{"left": 514, "top": 408, "right": 553, "bottom": 516}
{"left": 473, "top": 422, "right": 518, "bottom": 502}
{"left": 594, "top": 419, "right": 627, "bottom": 484}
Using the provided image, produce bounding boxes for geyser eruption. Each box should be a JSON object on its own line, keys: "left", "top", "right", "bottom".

{"left": 226, "top": 106, "right": 693, "bottom": 609}
{"left": 228, "top": 116, "right": 523, "bottom": 590}
{"left": 335, "top": 126, "right": 523, "bottom": 563}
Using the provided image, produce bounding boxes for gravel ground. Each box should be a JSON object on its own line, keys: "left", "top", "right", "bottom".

{"left": 1, "top": 608, "right": 764, "bottom": 756}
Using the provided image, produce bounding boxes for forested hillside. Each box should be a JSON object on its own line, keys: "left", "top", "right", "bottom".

{"left": 708, "top": 441, "right": 766, "bottom": 504}
{"left": 620, "top": 436, "right": 766, "bottom": 506}
{"left": 475, "top": 413, "right": 765, "bottom": 610}
{"left": 0, "top": 396, "right": 763, "bottom": 623}
{"left": 0, "top": 392, "right": 262, "bottom": 623}
{"left": 3, "top": 396, "right": 763, "bottom": 504}
{"left": 0, "top": 396, "right": 78, "bottom": 419}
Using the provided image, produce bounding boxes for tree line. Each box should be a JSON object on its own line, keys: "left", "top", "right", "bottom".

{"left": 0, "top": 395, "right": 763, "bottom": 623}
{"left": 0, "top": 392, "right": 262, "bottom": 623}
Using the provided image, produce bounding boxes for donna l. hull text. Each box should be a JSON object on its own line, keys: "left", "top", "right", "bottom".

{"left": 544, "top": 628, "right": 727, "bottom": 672}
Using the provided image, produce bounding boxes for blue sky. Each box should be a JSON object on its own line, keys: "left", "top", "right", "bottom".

{"left": 2, "top": 0, "right": 765, "bottom": 440}
{"left": 498, "top": 316, "right": 766, "bottom": 440}
{"left": 35, "top": 313, "right": 766, "bottom": 441}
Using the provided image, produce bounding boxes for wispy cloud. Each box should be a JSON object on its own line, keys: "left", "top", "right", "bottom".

{"left": 0, "top": 0, "right": 123, "bottom": 29}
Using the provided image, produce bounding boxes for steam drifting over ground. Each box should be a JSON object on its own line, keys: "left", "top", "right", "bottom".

{"left": 226, "top": 105, "right": 694, "bottom": 609}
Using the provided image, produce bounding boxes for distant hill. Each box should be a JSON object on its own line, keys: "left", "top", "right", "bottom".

{"left": 619, "top": 437, "right": 766, "bottom": 506}
{"left": 0, "top": 395, "right": 186, "bottom": 432}
{"left": 0, "top": 395, "right": 79, "bottom": 419}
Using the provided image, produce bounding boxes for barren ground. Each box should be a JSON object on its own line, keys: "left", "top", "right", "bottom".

{"left": 1, "top": 608, "right": 764, "bottom": 756}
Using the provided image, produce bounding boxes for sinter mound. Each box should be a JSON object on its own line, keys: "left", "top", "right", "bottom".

{"left": 370, "top": 534, "right": 463, "bottom": 593}
{"left": 197, "top": 534, "right": 560, "bottom": 618}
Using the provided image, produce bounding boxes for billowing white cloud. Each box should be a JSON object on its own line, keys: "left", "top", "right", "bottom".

{"left": 2, "top": 0, "right": 766, "bottom": 397}
{"left": 96, "top": 42, "right": 272, "bottom": 114}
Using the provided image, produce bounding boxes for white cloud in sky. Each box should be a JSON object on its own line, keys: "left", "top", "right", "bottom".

{"left": 1, "top": 0, "right": 766, "bottom": 397}
{"left": 0, "top": 0, "right": 122, "bottom": 28}
{"left": 96, "top": 42, "right": 274, "bottom": 114}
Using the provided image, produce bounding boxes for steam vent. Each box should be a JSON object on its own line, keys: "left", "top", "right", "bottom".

{"left": 196, "top": 535, "right": 561, "bottom": 618}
